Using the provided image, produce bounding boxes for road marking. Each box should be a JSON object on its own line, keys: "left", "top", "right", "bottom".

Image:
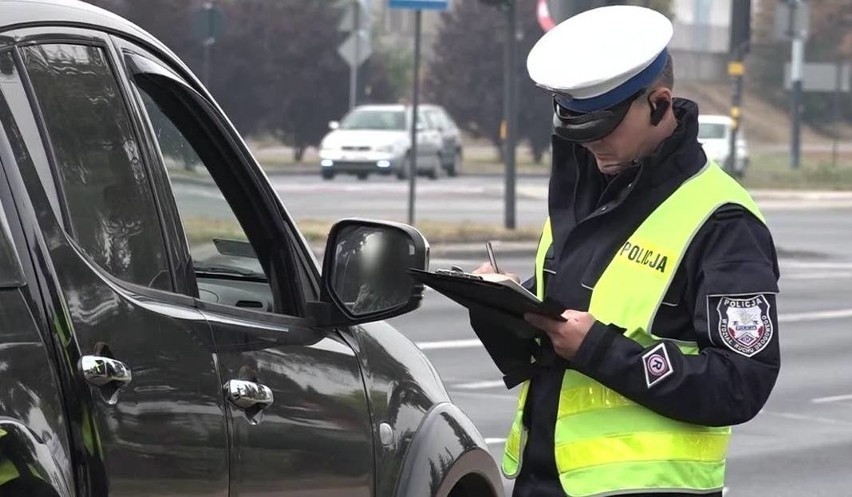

{"left": 485, "top": 437, "right": 507, "bottom": 445}
{"left": 415, "top": 308, "right": 852, "bottom": 351}
{"left": 416, "top": 338, "right": 482, "bottom": 350}
{"left": 779, "top": 309, "right": 852, "bottom": 323}
{"left": 781, "top": 261, "right": 852, "bottom": 270}
{"left": 454, "top": 380, "right": 506, "bottom": 390}
{"left": 783, "top": 271, "right": 852, "bottom": 280}
{"left": 271, "top": 181, "right": 486, "bottom": 195}
{"left": 811, "top": 393, "right": 852, "bottom": 404}
{"left": 761, "top": 409, "right": 852, "bottom": 427}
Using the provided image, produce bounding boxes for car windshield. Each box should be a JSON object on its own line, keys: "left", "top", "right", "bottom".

{"left": 340, "top": 109, "right": 406, "bottom": 130}
{"left": 698, "top": 122, "right": 727, "bottom": 139}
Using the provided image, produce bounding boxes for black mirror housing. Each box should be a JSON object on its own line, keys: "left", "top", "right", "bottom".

{"left": 311, "top": 218, "right": 429, "bottom": 327}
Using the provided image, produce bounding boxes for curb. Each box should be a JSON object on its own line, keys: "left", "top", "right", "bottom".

{"left": 309, "top": 241, "right": 539, "bottom": 262}
{"left": 180, "top": 168, "right": 852, "bottom": 200}
{"left": 260, "top": 167, "right": 549, "bottom": 179}
{"left": 169, "top": 173, "right": 217, "bottom": 187}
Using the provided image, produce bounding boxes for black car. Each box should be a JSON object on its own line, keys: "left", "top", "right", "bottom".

{"left": 0, "top": 1, "right": 502, "bottom": 496}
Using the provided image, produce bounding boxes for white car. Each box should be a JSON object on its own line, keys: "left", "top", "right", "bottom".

{"left": 697, "top": 114, "right": 749, "bottom": 177}
{"left": 319, "top": 104, "right": 445, "bottom": 180}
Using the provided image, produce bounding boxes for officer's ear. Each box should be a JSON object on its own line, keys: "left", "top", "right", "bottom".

{"left": 647, "top": 88, "right": 672, "bottom": 126}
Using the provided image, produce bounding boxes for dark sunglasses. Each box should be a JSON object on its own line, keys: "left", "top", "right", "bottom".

{"left": 550, "top": 89, "right": 648, "bottom": 143}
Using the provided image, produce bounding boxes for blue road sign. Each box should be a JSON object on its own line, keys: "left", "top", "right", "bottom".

{"left": 389, "top": 0, "right": 449, "bottom": 10}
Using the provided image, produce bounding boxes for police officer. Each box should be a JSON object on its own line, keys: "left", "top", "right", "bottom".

{"left": 471, "top": 6, "right": 780, "bottom": 497}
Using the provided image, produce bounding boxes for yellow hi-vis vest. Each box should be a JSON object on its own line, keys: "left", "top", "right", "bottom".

{"left": 502, "top": 162, "right": 765, "bottom": 496}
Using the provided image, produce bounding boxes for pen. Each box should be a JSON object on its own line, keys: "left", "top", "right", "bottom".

{"left": 486, "top": 241, "right": 500, "bottom": 274}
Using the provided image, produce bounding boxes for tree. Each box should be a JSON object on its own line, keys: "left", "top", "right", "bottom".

{"left": 83, "top": 0, "right": 397, "bottom": 159}
{"left": 425, "top": 0, "right": 552, "bottom": 163}
{"left": 426, "top": 0, "right": 673, "bottom": 164}
{"left": 546, "top": 0, "right": 672, "bottom": 25}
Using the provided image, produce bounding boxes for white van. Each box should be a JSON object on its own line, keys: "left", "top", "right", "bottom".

{"left": 697, "top": 114, "right": 750, "bottom": 177}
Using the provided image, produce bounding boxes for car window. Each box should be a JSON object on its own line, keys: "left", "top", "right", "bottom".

{"left": 439, "top": 109, "right": 458, "bottom": 130}
{"left": 698, "top": 122, "right": 727, "bottom": 140}
{"left": 422, "top": 110, "right": 440, "bottom": 129}
{"left": 21, "top": 44, "right": 172, "bottom": 291}
{"left": 126, "top": 56, "right": 287, "bottom": 313}
{"left": 137, "top": 86, "right": 272, "bottom": 298}
{"left": 0, "top": 50, "right": 61, "bottom": 219}
{"left": 341, "top": 109, "right": 405, "bottom": 130}
{"left": 415, "top": 111, "right": 431, "bottom": 129}
{"left": 0, "top": 50, "right": 37, "bottom": 288}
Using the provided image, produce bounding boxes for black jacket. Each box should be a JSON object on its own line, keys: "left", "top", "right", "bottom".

{"left": 509, "top": 99, "right": 781, "bottom": 497}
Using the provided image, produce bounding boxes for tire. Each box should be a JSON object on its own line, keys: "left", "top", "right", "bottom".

{"left": 356, "top": 172, "right": 369, "bottom": 181}
{"left": 396, "top": 155, "right": 410, "bottom": 180}
{"left": 446, "top": 150, "right": 461, "bottom": 177}
{"left": 428, "top": 154, "right": 442, "bottom": 180}
{"left": 321, "top": 170, "right": 335, "bottom": 180}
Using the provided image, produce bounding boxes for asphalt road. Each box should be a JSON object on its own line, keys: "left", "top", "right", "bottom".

{"left": 174, "top": 172, "right": 852, "bottom": 496}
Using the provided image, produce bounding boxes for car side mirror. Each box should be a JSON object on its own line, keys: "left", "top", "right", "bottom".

{"left": 329, "top": 120, "right": 340, "bottom": 130}
{"left": 310, "top": 219, "right": 429, "bottom": 326}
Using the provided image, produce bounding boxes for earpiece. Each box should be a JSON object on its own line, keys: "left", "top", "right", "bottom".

{"left": 649, "top": 98, "right": 669, "bottom": 126}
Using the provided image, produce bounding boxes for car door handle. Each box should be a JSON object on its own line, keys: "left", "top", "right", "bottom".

{"left": 80, "top": 355, "right": 133, "bottom": 388}
{"left": 224, "top": 380, "right": 274, "bottom": 411}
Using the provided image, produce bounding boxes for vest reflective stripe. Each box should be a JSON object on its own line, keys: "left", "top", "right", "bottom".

{"left": 502, "top": 162, "right": 764, "bottom": 495}
{"left": 534, "top": 217, "right": 552, "bottom": 300}
{"left": 555, "top": 431, "right": 730, "bottom": 474}
{"left": 502, "top": 217, "right": 554, "bottom": 477}
{"left": 501, "top": 380, "right": 529, "bottom": 477}
{"left": 0, "top": 459, "right": 19, "bottom": 487}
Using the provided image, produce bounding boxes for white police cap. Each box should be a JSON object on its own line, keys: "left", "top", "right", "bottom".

{"left": 527, "top": 5, "right": 673, "bottom": 113}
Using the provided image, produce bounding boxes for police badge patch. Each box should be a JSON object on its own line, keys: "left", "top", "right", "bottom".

{"left": 642, "top": 342, "right": 673, "bottom": 388}
{"left": 716, "top": 295, "right": 774, "bottom": 357}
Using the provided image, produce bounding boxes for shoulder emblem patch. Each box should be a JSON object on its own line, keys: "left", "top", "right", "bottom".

{"left": 717, "top": 295, "right": 774, "bottom": 357}
{"left": 642, "top": 342, "right": 673, "bottom": 388}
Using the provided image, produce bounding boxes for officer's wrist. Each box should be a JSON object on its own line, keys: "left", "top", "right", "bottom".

{"left": 571, "top": 321, "right": 621, "bottom": 373}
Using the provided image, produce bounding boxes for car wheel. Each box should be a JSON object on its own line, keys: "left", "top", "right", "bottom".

{"left": 396, "top": 155, "right": 410, "bottom": 180}
{"left": 447, "top": 150, "right": 461, "bottom": 177}
{"left": 321, "top": 170, "right": 335, "bottom": 180}
{"left": 357, "top": 172, "right": 369, "bottom": 181}
{"left": 428, "top": 154, "right": 442, "bottom": 180}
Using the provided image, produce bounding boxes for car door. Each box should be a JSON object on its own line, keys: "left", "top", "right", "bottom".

{"left": 424, "top": 109, "right": 453, "bottom": 160}
{"left": 3, "top": 30, "right": 229, "bottom": 496}
{"left": 115, "top": 40, "right": 375, "bottom": 496}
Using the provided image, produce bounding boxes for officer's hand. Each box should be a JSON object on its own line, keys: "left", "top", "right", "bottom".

{"left": 471, "top": 262, "right": 520, "bottom": 284}
{"left": 523, "top": 310, "right": 596, "bottom": 361}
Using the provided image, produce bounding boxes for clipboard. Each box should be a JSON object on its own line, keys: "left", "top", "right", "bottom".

{"left": 408, "top": 268, "right": 566, "bottom": 324}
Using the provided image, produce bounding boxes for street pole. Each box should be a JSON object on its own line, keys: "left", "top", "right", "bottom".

{"left": 790, "top": 1, "right": 805, "bottom": 169}
{"left": 202, "top": 39, "right": 212, "bottom": 87}
{"left": 833, "top": 58, "right": 842, "bottom": 169}
{"left": 728, "top": 55, "right": 744, "bottom": 176}
{"left": 202, "top": 1, "right": 214, "bottom": 87}
{"left": 408, "top": 10, "right": 422, "bottom": 226}
{"left": 503, "top": 0, "right": 517, "bottom": 230}
{"left": 349, "top": 0, "right": 360, "bottom": 111}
